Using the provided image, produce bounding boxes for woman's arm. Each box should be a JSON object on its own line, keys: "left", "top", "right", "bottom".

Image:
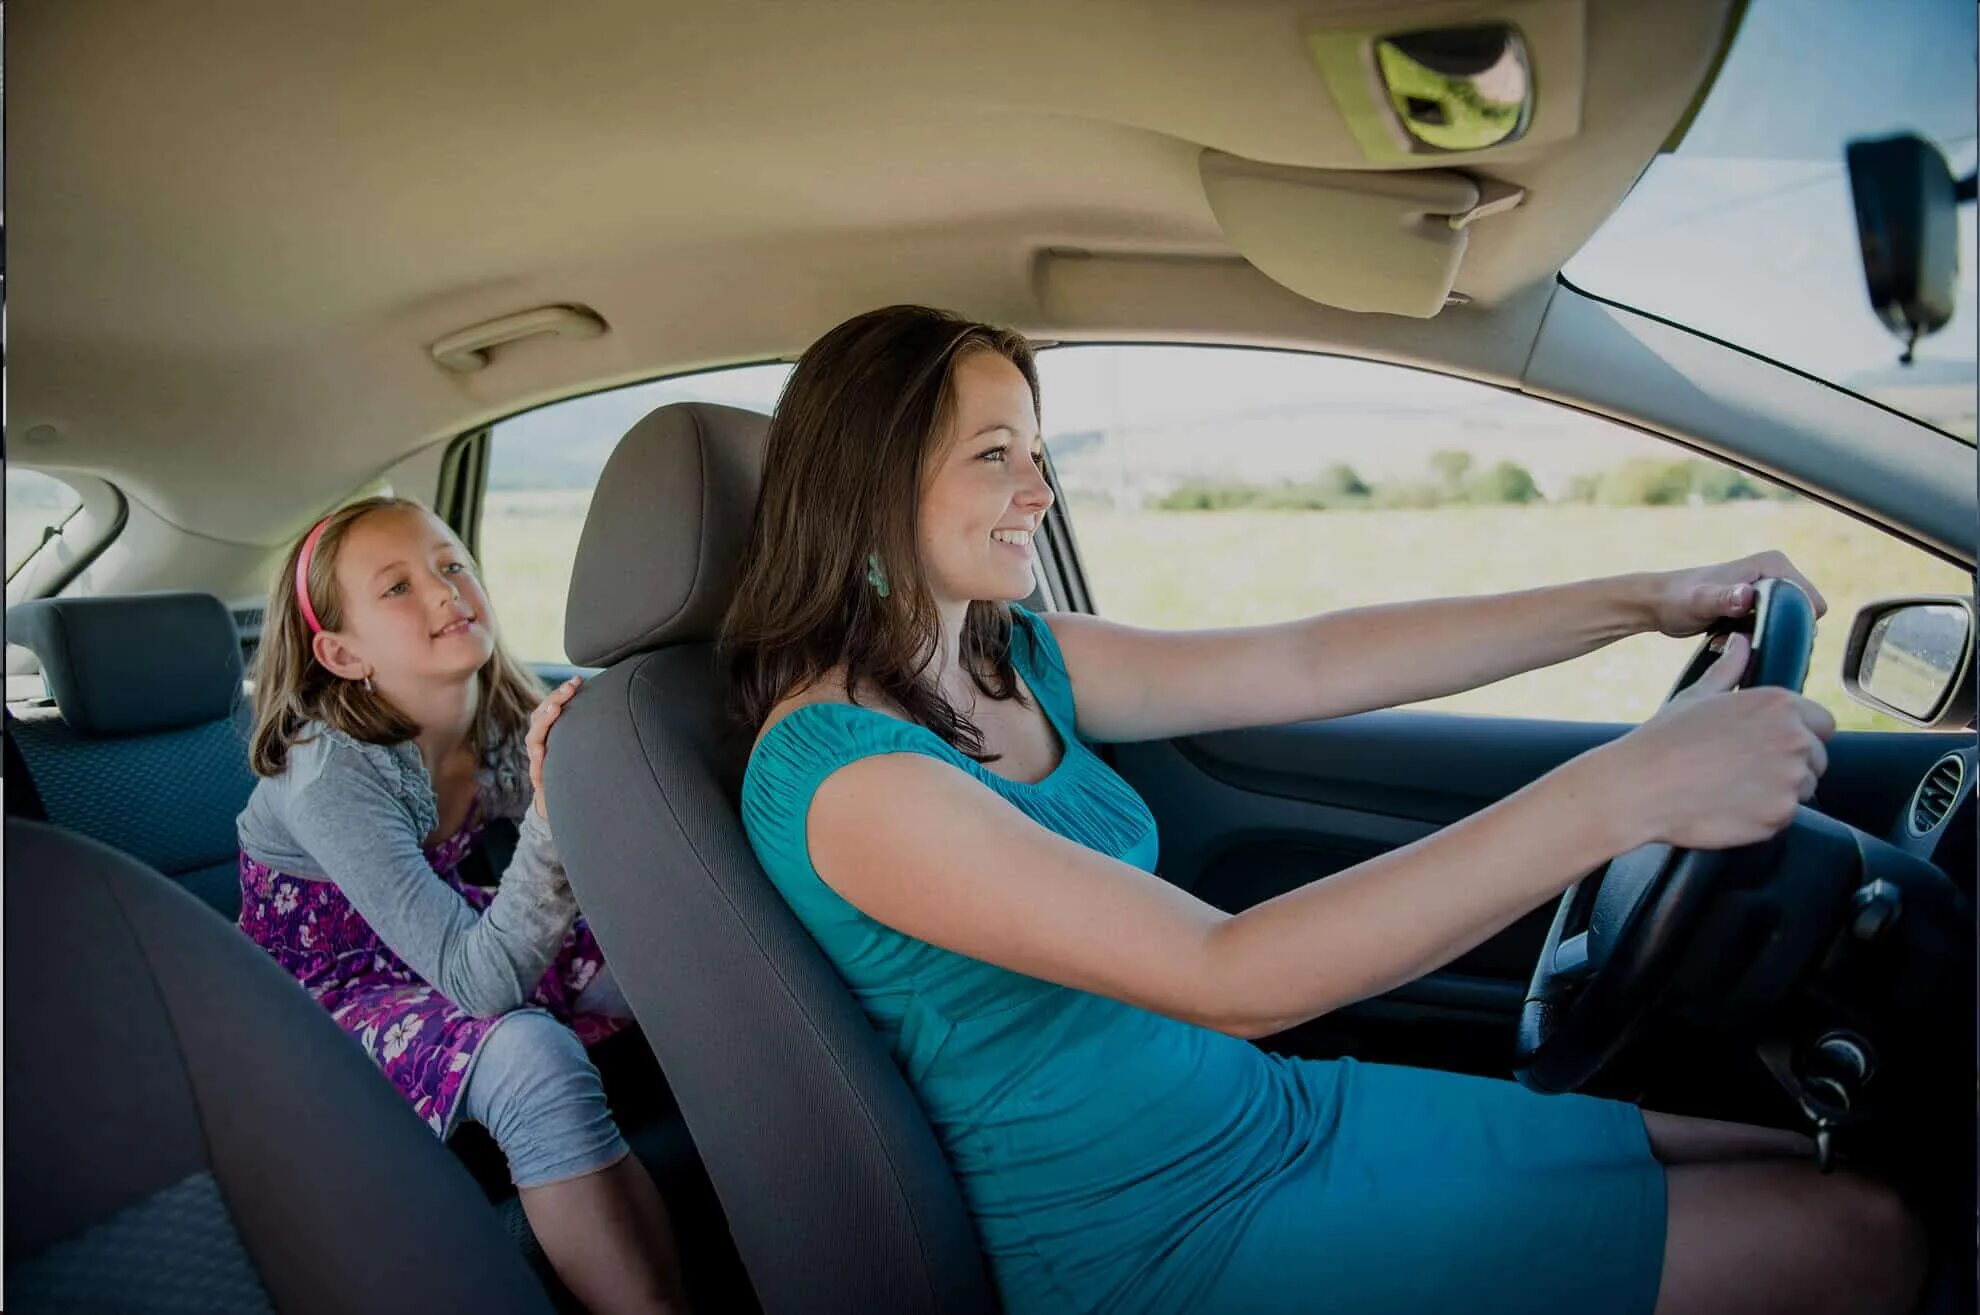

{"left": 1045, "top": 576, "right": 1649, "bottom": 744}
{"left": 1046, "top": 551, "right": 1829, "bottom": 743}
{"left": 809, "top": 746, "right": 1629, "bottom": 1038}
{"left": 809, "top": 642, "right": 1830, "bottom": 1039}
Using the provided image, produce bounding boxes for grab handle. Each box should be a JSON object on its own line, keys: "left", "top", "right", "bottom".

{"left": 429, "top": 304, "right": 607, "bottom": 372}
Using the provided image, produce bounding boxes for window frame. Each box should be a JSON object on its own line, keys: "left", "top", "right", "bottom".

{"left": 1557, "top": 271, "right": 1977, "bottom": 450}
{"left": 3, "top": 472, "right": 131, "bottom": 602}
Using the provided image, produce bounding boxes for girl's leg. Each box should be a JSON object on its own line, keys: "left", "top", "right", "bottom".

{"left": 522, "top": 1155, "right": 690, "bottom": 1315}
{"left": 1654, "top": 1159, "right": 1925, "bottom": 1315}
{"left": 464, "top": 1011, "right": 690, "bottom": 1314}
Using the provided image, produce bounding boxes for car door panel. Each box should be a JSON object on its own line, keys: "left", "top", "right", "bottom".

{"left": 1108, "top": 710, "right": 1966, "bottom": 1073}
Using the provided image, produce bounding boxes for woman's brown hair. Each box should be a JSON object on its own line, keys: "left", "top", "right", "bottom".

{"left": 248, "top": 496, "right": 545, "bottom": 776}
{"left": 721, "top": 304, "right": 1041, "bottom": 758}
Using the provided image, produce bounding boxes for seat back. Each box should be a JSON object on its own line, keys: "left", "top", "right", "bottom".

{"left": 548, "top": 402, "right": 996, "bottom": 1315}
{"left": 5, "top": 711, "right": 50, "bottom": 820}
{"left": 7, "top": 591, "right": 260, "bottom": 917}
{"left": 4, "top": 818, "right": 554, "bottom": 1314}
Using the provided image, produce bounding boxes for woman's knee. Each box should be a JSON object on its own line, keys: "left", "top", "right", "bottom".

{"left": 1659, "top": 1162, "right": 1925, "bottom": 1315}
{"left": 1834, "top": 1175, "right": 1926, "bottom": 1295}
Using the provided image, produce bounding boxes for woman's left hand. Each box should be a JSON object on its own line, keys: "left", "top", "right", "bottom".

{"left": 1646, "top": 550, "right": 1829, "bottom": 638}
{"left": 527, "top": 676, "right": 585, "bottom": 821}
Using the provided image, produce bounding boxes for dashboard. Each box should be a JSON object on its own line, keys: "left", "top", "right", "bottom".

{"left": 1889, "top": 744, "right": 1974, "bottom": 890}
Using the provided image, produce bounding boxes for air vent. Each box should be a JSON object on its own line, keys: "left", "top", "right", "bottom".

{"left": 1909, "top": 753, "right": 1966, "bottom": 836}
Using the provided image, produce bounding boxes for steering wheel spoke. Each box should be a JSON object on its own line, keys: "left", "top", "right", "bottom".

{"left": 1551, "top": 931, "right": 1593, "bottom": 981}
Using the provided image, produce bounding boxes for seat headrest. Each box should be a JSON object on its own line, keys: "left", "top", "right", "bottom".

{"left": 564, "top": 402, "right": 773, "bottom": 667}
{"left": 7, "top": 592, "right": 244, "bottom": 737}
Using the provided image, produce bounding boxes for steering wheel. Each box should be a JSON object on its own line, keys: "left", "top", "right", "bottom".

{"left": 1513, "top": 579, "right": 1819, "bottom": 1094}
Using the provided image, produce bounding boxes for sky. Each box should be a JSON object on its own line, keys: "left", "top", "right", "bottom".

{"left": 1564, "top": 0, "right": 1976, "bottom": 437}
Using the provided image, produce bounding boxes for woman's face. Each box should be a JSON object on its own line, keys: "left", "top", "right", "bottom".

{"left": 322, "top": 505, "right": 497, "bottom": 684}
{"left": 916, "top": 350, "right": 1054, "bottom": 608}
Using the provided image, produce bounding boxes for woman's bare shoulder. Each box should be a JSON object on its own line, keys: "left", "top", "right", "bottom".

{"left": 751, "top": 666, "right": 898, "bottom": 754}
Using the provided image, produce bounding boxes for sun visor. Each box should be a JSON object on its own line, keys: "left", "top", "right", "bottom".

{"left": 1200, "top": 150, "right": 1523, "bottom": 319}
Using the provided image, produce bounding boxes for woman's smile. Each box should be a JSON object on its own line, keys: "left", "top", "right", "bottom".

{"left": 990, "top": 526, "right": 1035, "bottom": 558}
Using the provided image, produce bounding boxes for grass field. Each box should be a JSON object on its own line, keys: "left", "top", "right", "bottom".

{"left": 480, "top": 492, "right": 1969, "bottom": 733}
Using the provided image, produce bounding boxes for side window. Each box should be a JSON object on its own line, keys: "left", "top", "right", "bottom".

{"left": 6, "top": 468, "right": 84, "bottom": 580}
{"left": 5, "top": 468, "right": 87, "bottom": 702}
{"left": 479, "top": 362, "right": 793, "bottom": 662}
{"left": 1036, "top": 345, "right": 1968, "bottom": 732}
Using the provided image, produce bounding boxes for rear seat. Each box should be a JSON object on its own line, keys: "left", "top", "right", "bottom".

{"left": 7, "top": 591, "right": 257, "bottom": 919}
{"left": 5, "top": 589, "right": 757, "bottom": 1311}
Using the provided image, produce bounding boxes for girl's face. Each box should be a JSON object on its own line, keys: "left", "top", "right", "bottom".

{"left": 916, "top": 350, "right": 1054, "bottom": 608}
{"left": 318, "top": 505, "right": 497, "bottom": 685}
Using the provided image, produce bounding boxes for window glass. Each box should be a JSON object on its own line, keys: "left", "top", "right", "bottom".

{"left": 1564, "top": 0, "right": 1976, "bottom": 442}
{"left": 480, "top": 363, "right": 792, "bottom": 662}
{"left": 1037, "top": 345, "right": 1967, "bottom": 732}
{"left": 5, "top": 467, "right": 83, "bottom": 578}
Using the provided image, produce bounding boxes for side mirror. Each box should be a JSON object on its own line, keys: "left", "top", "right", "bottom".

{"left": 1841, "top": 595, "right": 1975, "bottom": 729}
{"left": 1845, "top": 134, "right": 1972, "bottom": 363}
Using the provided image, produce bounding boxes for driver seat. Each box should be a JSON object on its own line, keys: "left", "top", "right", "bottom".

{"left": 543, "top": 402, "right": 997, "bottom": 1315}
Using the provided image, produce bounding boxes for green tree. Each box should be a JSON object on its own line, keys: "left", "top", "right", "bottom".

{"left": 1371, "top": 480, "right": 1447, "bottom": 510}
{"left": 1689, "top": 463, "right": 1765, "bottom": 503}
{"left": 1315, "top": 462, "right": 1371, "bottom": 501}
{"left": 1429, "top": 449, "right": 1474, "bottom": 493}
{"left": 1595, "top": 459, "right": 1691, "bottom": 506}
{"left": 1462, "top": 460, "right": 1541, "bottom": 505}
{"left": 1592, "top": 458, "right": 1782, "bottom": 506}
{"left": 1153, "top": 481, "right": 1263, "bottom": 511}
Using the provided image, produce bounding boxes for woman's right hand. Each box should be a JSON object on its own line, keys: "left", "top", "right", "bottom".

{"left": 1594, "top": 632, "right": 1836, "bottom": 853}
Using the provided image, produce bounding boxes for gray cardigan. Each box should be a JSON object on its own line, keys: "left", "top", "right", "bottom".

{"left": 236, "top": 722, "right": 577, "bottom": 1018}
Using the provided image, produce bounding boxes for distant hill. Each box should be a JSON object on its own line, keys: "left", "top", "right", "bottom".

{"left": 488, "top": 427, "right": 624, "bottom": 490}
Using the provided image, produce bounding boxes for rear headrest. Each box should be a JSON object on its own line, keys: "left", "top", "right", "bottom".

{"left": 7, "top": 592, "right": 244, "bottom": 737}
{"left": 564, "top": 402, "right": 772, "bottom": 667}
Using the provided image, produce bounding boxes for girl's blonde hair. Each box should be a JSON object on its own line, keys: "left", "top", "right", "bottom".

{"left": 248, "top": 495, "right": 545, "bottom": 777}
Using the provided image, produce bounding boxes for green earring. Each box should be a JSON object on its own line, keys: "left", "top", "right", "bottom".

{"left": 865, "top": 552, "right": 891, "bottom": 599}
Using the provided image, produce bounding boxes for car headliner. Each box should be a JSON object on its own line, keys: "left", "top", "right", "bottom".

{"left": 10, "top": 0, "right": 1740, "bottom": 549}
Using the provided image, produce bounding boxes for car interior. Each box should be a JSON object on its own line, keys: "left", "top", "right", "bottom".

{"left": 5, "top": 1, "right": 1976, "bottom": 1312}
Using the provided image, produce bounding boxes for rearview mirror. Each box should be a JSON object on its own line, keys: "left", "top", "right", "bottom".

{"left": 1845, "top": 134, "right": 1972, "bottom": 363}
{"left": 1841, "top": 595, "right": 1975, "bottom": 728}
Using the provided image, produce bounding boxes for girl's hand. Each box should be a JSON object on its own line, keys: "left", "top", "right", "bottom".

{"left": 527, "top": 676, "right": 585, "bottom": 821}
{"left": 1645, "top": 550, "right": 1828, "bottom": 638}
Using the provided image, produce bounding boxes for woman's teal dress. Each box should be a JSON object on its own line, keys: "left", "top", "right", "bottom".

{"left": 741, "top": 607, "right": 1666, "bottom": 1315}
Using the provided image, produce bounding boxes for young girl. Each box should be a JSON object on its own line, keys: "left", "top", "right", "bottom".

{"left": 235, "top": 495, "right": 691, "bottom": 1315}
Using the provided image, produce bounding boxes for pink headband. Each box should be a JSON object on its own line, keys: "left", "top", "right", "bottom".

{"left": 295, "top": 515, "right": 334, "bottom": 635}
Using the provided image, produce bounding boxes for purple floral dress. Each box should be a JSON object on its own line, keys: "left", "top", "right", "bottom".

{"left": 237, "top": 799, "right": 630, "bottom": 1136}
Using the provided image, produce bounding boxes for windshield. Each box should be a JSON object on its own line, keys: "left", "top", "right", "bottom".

{"left": 1564, "top": 0, "right": 1976, "bottom": 442}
